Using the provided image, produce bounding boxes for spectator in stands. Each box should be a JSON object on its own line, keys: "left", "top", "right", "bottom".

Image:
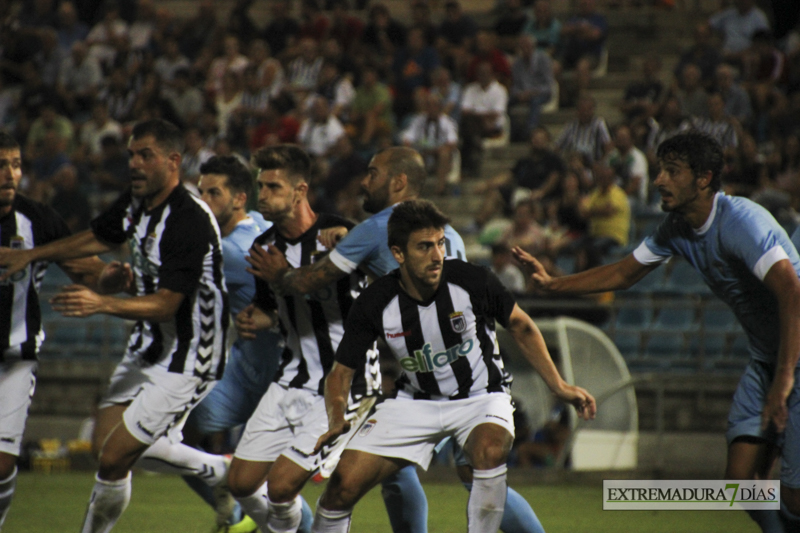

{"left": 460, "top": 61, "right": 509, "bottom": 176}
{"left": 467, "top": 30, "right": 511, "bottom": 87}
{"left": 674, "top": 23, "right": 722, "bottom": 89}
{"left": 410, "top": 1, "right": 439, "bottom": 47}
{"left": 511, "top": 34, "right": 554, "bottom": 138}
{"left": 608, "top": 124, "right": 649, "bottom": 207}
{"left": 180, "top": 128, "right": 214, "bottom": 197}
{"left": 57, "top": 41, "right": 102, "bottom": 118}
{"left": 56, "top": 1, "right": 89, "bottom": 56}
{"left": 474, "top": 126, "right": 565, "bottom": 228}
{"left": 558, "top": 0, "right": 608, "bottom": 97}
{"left": 154, "top": 37, "right": 190, "bottom": 86}
{"left": 298, "top": 95, "right": 346, "bottom": 163}
{"left": 50, "top": 163, "right": 92, "bottom": 232}
{"left": 499, "top": 199, "right": 550, "bottom": 258}
{"left": 322, "top": 134, "right": 368, "bottom": 208}
{"left": 575, "top": 160, "right": 630, "bottom": 270}
{"left": 714, "top": 63, "right": 752, "bottom": 126}
{"left": 215, "top": 71, "right": 244, "bottom": 139}
{"left": 555, "top": 93, "right": 612, "bottom": 165}
{"left": 620, "top": 55, "right": 665, "bottom": 126}
{"left": 226, "top": 0, "right": 260, "bottom": 45}
{"left": 439, "top": 0, "right": 478, "bottom": 50}
{"left": 743, "top": 29, "right": 788, "bottom": 89}
{"left": 316, "top": 60, "right": 355, "bottom": 120}
{"left": 91, "top": 134, "right": 129, "bottom": 209}
{"left": 709, "top": 0, "right": 770, "bottom": 68}
{"left": 429, "top": 66, "right": 462, "bottom": 122}
{"left": 248, "top": 105, "right": 301, "bottom": 151}
{"left": 645, "top": 95, "right": 690, "bottom": 172}
{"left": 349, "top": 65, "right": 394, "bottom": 149}
{"left": 18, "top": 0, "right": 58, "bottom": 29}
{"left": 26, "top": 102, "right": 73, "bottom": 161}
{"left": 491, "top": 243, "right": 526, "bottom": 293}
{"left": 206, "top": 34, "right": 250, "bottom": 97}
{"left": 673, "top": 63, "right": 709, "bottom": 119}
{"left": 401, "top": 92, "right": 459, "bottom": 195}
{"left": 163, "top": 68, "right": 203, "bottom": 128}
{"left": 85, "top": 1, "right": 128, "bottom": 66}
{"left": 79, "top": 101, "right": 123, "bottom": 159}
{"left": 362, "top": 3, "right": 407, "bottom": 68}
{"left": 298, "top": 0, "right": 331, "bottom": 43}
{"left": 723, "top": 131, "right": 765, "bottom": 197}
{"left": 228, "top": 65, "right": 271, "bottom": 150}
{"left": 328, "top": 0, "right": 364, "bottom": 54}
{"left": 129, "top": 0, "right": 157, "bottom": 52}
{"left": 393, "top": 27, "right": 440, "bottom": 121}
{"left": 321, "top": 37, "right": 359, "bottom": 81}
{"left": 180, "top": 0, "right": 221, "bottom": 61}
{"left": 495, "top": 0, "right": 529, "bottom": 54}
{"left": 34, "top": 29, "right": 63, "bottom": 89}
{"left": 262, "top": 0, "right": 299, "bottom": 59}
{"left": 287, "top": 37, "right": 324, "bottom": 103}
{"left": 772, "top": 133, "right": 800, "bottom": 202}
{"left": 546, "top": 169, "right": 588, "bottom": 258}
{"left": 249, "top": 39, "right": 286, "bottom": 99}
{"left": 30, "top": 131, "right": 70, "bottom": 198}
{"left": 523, "top": 0, "right": 561, "bottom": 56}
{"left": 691, "top": 92, "right": 738, "bottom": 154}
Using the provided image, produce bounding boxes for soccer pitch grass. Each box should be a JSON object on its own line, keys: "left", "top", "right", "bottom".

{"left": 5, "top": 471, "right": 756, "bottom": 532}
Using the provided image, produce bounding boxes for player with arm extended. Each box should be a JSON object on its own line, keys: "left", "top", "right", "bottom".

{"left": 0, "top": 131, "right": 127, "bottom": 530}
{"left": 248, "top": 146, "right": 546, "bottom": 533}
{"left": 515, "top": 131, "right": 800, "bottom": 533}
{"left": 224, "top": 145, "right": 381, "bottom": 533}
{"left": 312, "top": 199, "right": 596, "bottom": 533}
{"left": 0, "top": 119, "right": 234, "bottom": 533}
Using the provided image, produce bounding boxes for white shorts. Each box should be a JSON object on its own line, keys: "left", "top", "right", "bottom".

{"left": 101, "top": 358, "right": 214, "bottom": 445}
{"left": 0, "top": 360, "right": 37, "bottom": 456}
{"left": 234, "top": 383, "right": 328, "bottom": 471}
{"left": 345, "top": 392, "right": 515, "bottom": 470}
{"left": 314, "top": 395, "right": 377, "bottom": 479}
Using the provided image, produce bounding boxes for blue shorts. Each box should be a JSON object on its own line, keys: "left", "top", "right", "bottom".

{"left": 727, "top": 359, "right": 800, "bottom": 488}
{"left": 187, "top": 341, "right": 278, "bottom": 434}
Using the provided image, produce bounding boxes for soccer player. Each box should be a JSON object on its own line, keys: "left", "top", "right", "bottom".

{"left": 311, "top": 199, "right": 596, "bottom": 533}
{"left": 225, "top": 145, "right": 380, "bottom": 533}
{"left": 0, "top": 119, "right": 232, "bottom": 533}
{"left": 0, "top": 131, "right": 121, "bottom": 530}
{"left": 515, "top": 131, "right": 800, "bottom": 532}
{"left": 247, "top": 146, "right": 546, "bottom": 533}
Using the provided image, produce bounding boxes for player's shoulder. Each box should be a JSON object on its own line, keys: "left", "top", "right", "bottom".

{"left": 253, "top": 224, "right": 279, "bottom": 247}
{"left": 358, "top": 271, "right": 401, "bottom": 308}
{"left": 12, "top": 194, "right": 61, "bottom": 222}
{"left": 317, "top": 212, "right": 356, "bottom": 231}
{"left": 717, "top": 194, "right": 778, "bottom": 233}
{"left": 442, "top": 259, "right": 491, "bottom": 289}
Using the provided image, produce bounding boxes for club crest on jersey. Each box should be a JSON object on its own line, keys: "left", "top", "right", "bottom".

{"left": 9, "top": 236, "right": 25, "bottom": 250}
{"left": 359, "top": 419, "right": 377, "bottom": 437}
{"left": 144, "top": 232, "right": 157, "bottom": 255}
{"left": 450, "top": 311, "right": 467, "bottom": 333}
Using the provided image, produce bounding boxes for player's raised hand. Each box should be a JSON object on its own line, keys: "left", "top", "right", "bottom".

{"left": 555, "top": 384, "right": 597, "bottom": 421}
{"left": 762, "top": 374, "right": 793, "bottom": 433}
{"left": 50, "top": 285, "right": 105, "bottom": 317}
{"left": 511, "top": 246, "right": 553, "bottom": 291}
{"left": 313, "top": 418, "right": 351, "bottom": 454}
{"left": 0, "top": 247, "right": 33, "bottom": 281}
{"left": 318, "top": 226, "right": 348, "bottom": 249}
{"left": 97, "top": 261, "right": 134, "bottom": 294}
{"left": 246, "top": 244, "right": 289, "bottom": 284}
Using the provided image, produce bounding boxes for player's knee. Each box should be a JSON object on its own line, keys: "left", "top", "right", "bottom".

{"left": 227, "top": 464, "right": 261, "bottom": 499}
{"left": 320, "top": 469, "right": 362, "bottom": 510}
{"left": 0, "top": 453, "right": 17, "bottom": 479}
{"left": 266, "top": 476, "right": 302, "bottom": 503}
{"left": 782, "top": 486, "right": 800, "bottom": 516}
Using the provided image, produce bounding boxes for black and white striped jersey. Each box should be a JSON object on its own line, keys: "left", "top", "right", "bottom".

{"left": 336, "top": 259, "right": 516, "bottom": 400}
{"left": 91, "top": 185, "right": 228, "bottom": 380}
{"left": 1, "top": 195, "right": 71, "bottom": 361}
{"left": 253, "top": 213, "right": 380, "bottom": 400}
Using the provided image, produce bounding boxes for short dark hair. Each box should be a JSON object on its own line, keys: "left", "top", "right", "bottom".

{"left": 131, "top": 119, "right": 184, "bottom": 155}
{"left": 376, "top": 146, "right": 427, "bottom": 194}
{"left": 388, "top": 199, "right": 450, "bottom": 251}
{"left": 0, "top": 131, "right": 20, "bottom": 151}
{"left": 200, "top": 156, "right": 254, "bottom": 197}
{"left": 656, "top": 131, "right": 723, "bottom": 192}
{"left": 251, "top": 144, "right": 311, "bottom": 184}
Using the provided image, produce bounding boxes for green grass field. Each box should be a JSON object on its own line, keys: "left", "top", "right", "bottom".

{"left": 4, "top": 471, "right": 757, "bottom": 532}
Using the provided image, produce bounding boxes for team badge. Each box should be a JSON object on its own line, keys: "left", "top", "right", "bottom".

{"left": 9, "top": 236, "right": 25, "bottom": 250}
{"left": 450, "top": 311, "right": 467, "bottom": 333}
{"left": 358, "top": 419, "right": 377, "bottom": 437}
{"left": 144, "top": 232, "right": 157, "bottom": 255}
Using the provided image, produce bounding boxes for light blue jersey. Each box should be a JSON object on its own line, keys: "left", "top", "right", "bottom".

{"left": 633, "top": 193, "right": 800, "bottom": 365}
{"left": 328, "top": 203, "right": 466, "bottom": 278}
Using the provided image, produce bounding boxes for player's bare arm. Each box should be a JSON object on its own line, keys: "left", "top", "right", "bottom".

{"left": 506, "top": 304, "right": 597, "bottom": 421}
{"left": 761, "top": 258, "right": 800, "bottom": 433}
{"left": 59, "top": 257, "right": 134, "bottom": 295}
{"left": 314, "top": 362, "right": 356, "bottom": 453}
{"left": 0, "top": 229, "right": 116, "bottom": 281}
{"left": 50, "top": 286, "right": 184, "bottom": 322}
{"left": 235, "top": 303, "right": 277, "bottom": 340}
{"left": 317, "top": 226, "right": 348, "bottom": 249}
{"left": 248, "top": 242, "right": 348, "bottom": 295}
{"left": 512, "top": 247, "right": 656, "bottom": 294}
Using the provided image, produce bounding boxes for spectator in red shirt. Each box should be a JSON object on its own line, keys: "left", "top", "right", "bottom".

{"left": 467, "top": 30, "right": 512, "bottom": 87}
{"left": 298, "top": 0, "right": 330, "bottom": 43}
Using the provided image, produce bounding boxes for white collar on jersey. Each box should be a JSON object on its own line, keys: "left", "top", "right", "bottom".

{"left": 693, "top": 191, "right": 721, "bottom": 236}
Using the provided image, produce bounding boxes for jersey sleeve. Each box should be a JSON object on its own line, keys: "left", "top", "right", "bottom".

{"left": 90, "top": 191, "right": 132, "bottom": 245}
{"left": 156, "top": 211, "right": 212, "bottom": 295}
{"left": 633, "top": 219, "right": 674, "bottom": 265}
{"left": 485, "top": 268, "right": 517, "bottom": 328}
{"left": 222, "top": 239, "right": 252, "bottom": 295}
{"left": 328, "top": 217, "right": 381, "bottom": 274}
{"left": 725, "top": 209, "right": 791, "bottom": 281}
{"left": 334, "top": 295, "right": 379, "bottom": 370}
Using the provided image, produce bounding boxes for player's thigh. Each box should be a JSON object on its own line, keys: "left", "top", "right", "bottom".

{"left": 323, "top": 450, "right": 408, "bottom": 510}
{"left": 0, "top": 360, "right": 37, "bottom": 466}
{"left": 267, "top": 455, "right": 314, "bottom": 502}
{"left": 97, "top": 416, "right": 151, "bottom": 479}
{"left": 227, "top": 457, "right": 274, "bottom": 498}
{"left": 92, "top": 403, "right": 130, "bottom": 458}
{"left": 451, "top": 394, "right": 515, "bottom": 469}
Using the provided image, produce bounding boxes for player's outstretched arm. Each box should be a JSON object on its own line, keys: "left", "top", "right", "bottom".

{"left": 761, "top": 259, "right": 800, "bottom": 433}
{"left": 506, "top": 304, "right": 597, "bottom": 421}
{"left": 512, "top": 247, "right": 656, "bottom": 295}
{"left": 315, "top": 362, "right": 356, "bottom": 453}
{"left": 235, "top": 303, "right": 277, "bottom": 340}
{"left": 50, "top": 287, "right": 184, "bottom": 322}
{"left": 0, "top": 229, "right": 115, "bottom": 281}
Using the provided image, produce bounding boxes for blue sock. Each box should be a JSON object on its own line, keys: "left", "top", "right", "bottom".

{"left": 380, "top": 465, "right": 428, "bottom": 533}
{"left": 462, "top": 482, "right": 545, "bottom": 533}
{"left": 779, "top": 500, "right": 800, "bottom": 532}
{"left": 182, "top": 475, "right": 242, "bottom": 524}
{"left": 298, "top": 495, "right": 313, "bottom": 533}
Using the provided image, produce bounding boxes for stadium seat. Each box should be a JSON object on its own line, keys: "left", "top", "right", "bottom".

{"left": 652, "top": 307, "right": 696, "bottom": 331}
{"left": 644, "top": 332, "right": 685, "bottom": 360}
{"left": 615, "top": 305, "right": 652, "bottom": 328}
{"left": 612, "top": 330, "right": 641, "bottom": 359}
{"left": 702, "top": 307, "right": 737, "bottom": 332}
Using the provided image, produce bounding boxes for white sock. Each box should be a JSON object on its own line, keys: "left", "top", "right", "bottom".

{"left": 136, "top": 437, "right": 227, "bottom": 485}
{"left": 267, "top": 494, "right": 302, "bottom": 532}
{"left": 0, "top": 467, "right": 17, "bottom": 529}
{"left": 80, "top": 473, "right": 132, "bottom": 533}
{"left": 311, "top": 504, "right": 352, "bottom": 533}
{"left": 468, "top": 465, "right": 507, "bottom": 533}
{"left": 236, "top": 483, "right": 269, "bottom": 532}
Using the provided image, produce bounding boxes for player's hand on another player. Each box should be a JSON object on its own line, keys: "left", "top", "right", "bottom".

{"left": 0, "top": 247, "right": 34, "bottom": 281}
{"left": 555, "top": 384, "right": 597, "bottom": 421}
{"left": 97, "top": 261, "right": 134, "bottom": 294}
{"left": 762, "top": 373, "right": 794, "bottom": 433}
{"left": 50, "top": 285, "right": 106, "bottom": 317}
{"left": 318, "top": 226, "right": 348, "bottom": 249}
{"left": 246, "top": 244, "right": 289, "bottom": 285}
{"left": 313, "top": 418, "right": 351, "bottom": 454}
{"left": 511, "top": 246, "right": 553, "bottom": 291}
{"left": 235, "top": 303, "right": 273, "bottom": 339}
